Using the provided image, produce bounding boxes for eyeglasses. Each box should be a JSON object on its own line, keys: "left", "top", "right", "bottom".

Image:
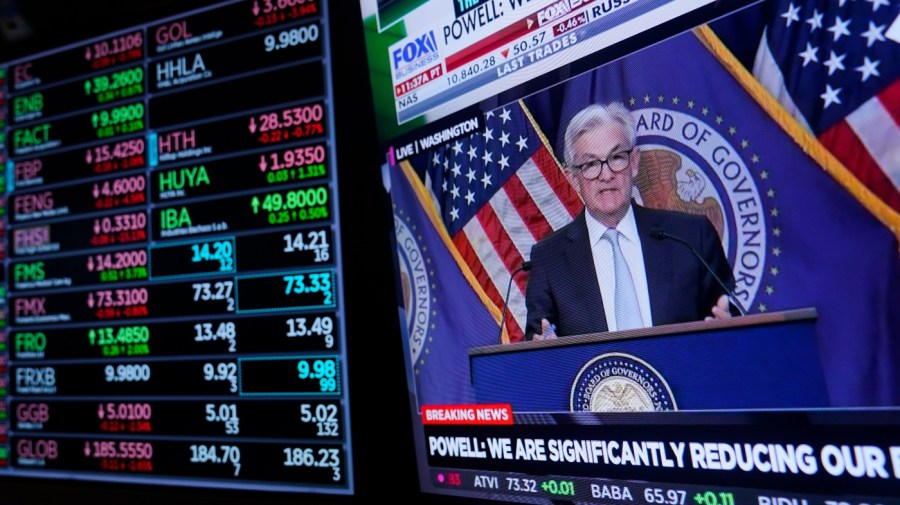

{"left": 569, "top": 149, "right": 634, "bottom": 179}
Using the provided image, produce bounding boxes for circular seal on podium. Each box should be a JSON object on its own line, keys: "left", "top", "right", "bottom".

{"left": 570, "top": 352, "right": 676, "bottom": 412}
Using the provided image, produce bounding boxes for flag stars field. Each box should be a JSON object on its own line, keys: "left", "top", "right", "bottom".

{"left": 759, "top": 0, "right": 900, "bottom": 214}
{"left": 823, "top": 50, "right": 846, "bottom": 75}
{"left": 481, "top": 150, "right": 493, "bottom": 166}
{"left": 806, "top": 8, "right": 823, "bottom": 31}
{"left": 515, "top": 135, "right": 527, "bottom": 152}
{"left": 866, "top": 0, "right": 890, "bottom": 13}
{"left": 782, "top": 2, "right": 801, "bottom": 26}
{"left": 827, "top": 15, "right": 851, "bottom": 41}
{"left": 799, "top": 43, "right": 819, "bottom": 66}
{"left": 860, "top": 21, "right": 886, "bottom": 47}
{"left": 820, "top": 84, "right": 842, "bottom": 108}
{"left": 855, "top": 57, "right": 880, "bottom": 82}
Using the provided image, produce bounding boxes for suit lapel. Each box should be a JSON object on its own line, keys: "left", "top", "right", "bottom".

{"left": 634, "top": 205, "right": 674, "bottom": 325}
{"left": 565, "top": 212, "right": 608, "bottom": 333}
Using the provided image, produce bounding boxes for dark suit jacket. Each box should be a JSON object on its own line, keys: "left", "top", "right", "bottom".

{"left": 524, "top": 203, "right": 734, "bottom": 338}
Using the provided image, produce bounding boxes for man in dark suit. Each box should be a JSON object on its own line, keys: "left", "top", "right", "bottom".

{"left": 525, "top": 102, "right": 735, "bottom": 340}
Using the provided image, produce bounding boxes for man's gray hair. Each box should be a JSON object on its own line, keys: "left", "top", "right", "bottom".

{"left": 563, "top": 102, "right": 636, "bottom": 167}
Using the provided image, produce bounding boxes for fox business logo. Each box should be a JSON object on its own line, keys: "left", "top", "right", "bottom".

{"left": 390, "top": 31, "right": 441, "bottom": 80}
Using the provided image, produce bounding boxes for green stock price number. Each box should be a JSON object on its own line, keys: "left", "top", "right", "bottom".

{"left": 297, "top": 358, "right": 337, "bottom": 392}
{"left": 91, "top": 102, "right": 145, "bottom": 138}
{"left": 91, "top": 103, "right": 144, "bottom": 128}
{"left": 694, "top": 491, "right": 734, "bottom": 505}
{"left": 541, "top": 480, "right": 575, "bottom": 496}
{"left": 84, "top": 66, "right": 144, "bottom": 102}
{"left": 250, "top": 186, "right": 329, "bottom": 224}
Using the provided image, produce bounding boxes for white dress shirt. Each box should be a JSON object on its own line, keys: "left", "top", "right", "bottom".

{"left": 584, "top": 206, "right": 653, "bottom": 331}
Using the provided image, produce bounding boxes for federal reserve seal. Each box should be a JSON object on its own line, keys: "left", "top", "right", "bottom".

{"left": 626, "top": 101, "right": 781, "bottom": 313}
{"left": 394, "top": 209, "right": 433, "bottom": 369}
{"left": 570, "top": 353, "right": 676, "bottom": 412}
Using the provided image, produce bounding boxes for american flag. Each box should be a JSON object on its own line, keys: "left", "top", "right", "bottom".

{"left": 752, "top": 0, "right": 900, "bottom": 212}
{"left": 419, "top": 102, "right": 581, "bottom": 342}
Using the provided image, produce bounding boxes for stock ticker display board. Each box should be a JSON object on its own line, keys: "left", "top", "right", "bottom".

{"left": 0, "top": 0, "right": 353, "bottom": 494}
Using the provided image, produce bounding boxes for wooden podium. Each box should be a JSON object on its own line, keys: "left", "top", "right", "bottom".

{"left": 468, "top": 308, "right": 829, "bottom": 411}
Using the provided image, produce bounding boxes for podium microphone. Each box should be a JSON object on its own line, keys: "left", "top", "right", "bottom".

{"left": 498, "top": 261, "right": 532, "bottom": 344}
{"left": 649, "top": 229, "right": 747, "bottom": 316}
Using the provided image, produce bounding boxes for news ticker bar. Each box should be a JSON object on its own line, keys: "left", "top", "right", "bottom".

{"left": 423, "top": 420, "right": 900, "bottom": 496}
{"left": 428, "top": 468, "right": 900, "bottom": 505}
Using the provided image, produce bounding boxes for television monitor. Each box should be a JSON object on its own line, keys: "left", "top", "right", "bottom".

{"left": 0, "top": 0, "right": 404, "bottom": 501}
{"left": 359, "top": 0, "right": 900, "bottom": 503}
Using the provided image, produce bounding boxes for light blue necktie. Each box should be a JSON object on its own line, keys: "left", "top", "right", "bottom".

{"left": 603, "top": 229, "right": 643, "bottom": 331}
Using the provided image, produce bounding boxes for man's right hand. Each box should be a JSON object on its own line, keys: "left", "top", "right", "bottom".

{"left": 704, "top": 294, "right": 732, "bottom": 322}
{"left": 531, "top": 318, "right": 558, "bottom": 341}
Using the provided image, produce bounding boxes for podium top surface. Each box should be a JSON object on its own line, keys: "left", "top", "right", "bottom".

{"left": 470, "top": 307, "right": 818, "bottom": 357}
